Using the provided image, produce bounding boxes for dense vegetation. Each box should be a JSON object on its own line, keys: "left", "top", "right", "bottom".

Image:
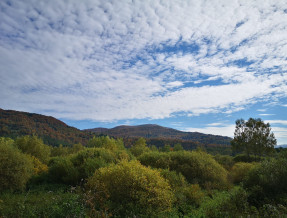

{"left": 0, "top": 109, "right": 92, "bottom": 146}
{"left": 1, "top": 128, "right": 287, "bottom": 217}
{"left": 86, "top": 124, "right": 232, "bottom": 146}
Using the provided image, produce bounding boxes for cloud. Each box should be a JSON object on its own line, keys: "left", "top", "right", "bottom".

{"left": 0, "top": 0, "right": 287, "bottom": 123}
{"left": 266, "top": 120, "right": 287, "bottom": 126}
{"left": 264, "top": 120, "right": 287, "bottom": 145}
{"left": 259, "top": 114, "right": 275, "bottom": 116}
{"left": 257, "top": 109, "right": 267, "bottom": 112}
{"left": 184, "top": 123, "right": 235, "bottom": 137}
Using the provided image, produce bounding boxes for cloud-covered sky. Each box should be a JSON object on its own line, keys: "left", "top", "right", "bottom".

{"left": 1, "top": 0, "right": 287, "bottom": 144}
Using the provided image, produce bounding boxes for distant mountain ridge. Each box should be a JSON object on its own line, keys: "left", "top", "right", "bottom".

{"left": 0, "top": 108, "right": 231, "bottom": 149}
{"left": 85, "top": 124, "right": 232, "bottom": 146}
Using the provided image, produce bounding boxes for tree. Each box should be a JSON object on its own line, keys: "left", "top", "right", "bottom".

{"left": 231, "top": 118, "right": 276, "bottom": 156}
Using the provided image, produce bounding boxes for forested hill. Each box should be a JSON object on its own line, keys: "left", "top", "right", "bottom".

{"left": 0, "top": 108, "right": 92, "bottom": 146}
{"left": 85, "top": 124, "right": 232, "bottom": 146}
{"left": 0, "top": 108, "right": 231, "bottom": 149}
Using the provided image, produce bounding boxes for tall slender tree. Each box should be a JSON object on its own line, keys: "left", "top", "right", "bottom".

{"left": 231, "top": 118, "right": 276, "bottom": 156}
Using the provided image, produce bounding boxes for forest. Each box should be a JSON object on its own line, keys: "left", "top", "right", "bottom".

{"left": 1, "top": 118, "right": 287, "bottom": 218}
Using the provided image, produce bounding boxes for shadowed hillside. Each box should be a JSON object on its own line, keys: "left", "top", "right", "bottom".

{"left": 85, "top": 124, "right": 232, "bottom": 146}
{"left": 0, "top": 109, "right": 231, "bottom": 151}
{"left": 0, "top": 108, "right": 92, "bottom": 146}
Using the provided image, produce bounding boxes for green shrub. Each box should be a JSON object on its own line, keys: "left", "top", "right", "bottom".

{"left": 71, "top": 147, "right": 127, "bottom": 180}
{"left": 244, "top": 158, "right": 287, "bottom": 206}
{"left": 159, "top": 169, "right": 187, "bottom": 189}
{"left": 48, "top": 147, "right": 133, "bottom": 185}
{"left": 230, "top": 162, "right": 257, "bottom": 184}
{"left": 192, "top": 187, "right": 250, "bottom": 217}
{"left": 233, "top": 154, "right": 264, "bottom": 163}
{"left": 48, "top": 157, "right": 79, "bottom": 185}
{"left": 182, "top": 184, "right": 205, "bottom": 207}
{"left": 15, "top": 135, "right": 51, "bottom": 163}
{"left": 138, "top": 151, "right": 171, "bottom": 169}
{"left": 139, "top": 151, "right": 229, "bottom": 189}
{"left": 85, "top": 160, "right": 174, "bottom": 217}
{"left": 130, "top": 137, "right": 150, "bottom": 157}
{"left": 0, "top": 137, "right": 34, "bottom": 192}
{"left": 214, "top": 154, "right": 234, "bottom": 170}
{"left": 87, "top": 136, "right": 125, "bottom": 151}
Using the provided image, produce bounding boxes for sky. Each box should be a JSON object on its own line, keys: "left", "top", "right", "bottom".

{"left": 1, "top": 0, "right": 287, "bottom": 145}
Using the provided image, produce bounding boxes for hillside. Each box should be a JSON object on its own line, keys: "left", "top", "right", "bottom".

{"left": 0, "top": 108, "right": 92, "bottom": 146}
{"left": 86, "top": 124, "right": 232, "bottom": 146}
{"left": 0, "top": 109, "right": 231, "bottom": 151}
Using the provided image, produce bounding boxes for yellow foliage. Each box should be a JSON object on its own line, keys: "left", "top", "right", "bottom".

{"left": 86, "top": 160, "right": 174, "bottom": 216}
{"left": 15, "top": 135, "right": 51, "bottom": 163}
{"left": 183, "top": 184, "right": 205, "bottom": 206}
{"left": 30, "top": 156, "right": 48, "bottom": 175}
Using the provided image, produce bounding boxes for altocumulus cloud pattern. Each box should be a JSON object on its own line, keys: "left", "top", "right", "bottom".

{"left": 1, "top": 0, "right": 287, "bottom": 143}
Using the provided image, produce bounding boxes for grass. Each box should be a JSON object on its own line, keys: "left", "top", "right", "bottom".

{"left": 0, "top": 184, "right": 86, "bottom": 218}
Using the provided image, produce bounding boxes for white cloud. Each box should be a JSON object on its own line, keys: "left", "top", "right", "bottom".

{"left": 184, "top": 124, "right": 235, "bottom": 137}
{"left": 0, "top": 0, "right": 287, "bottom": 123}
{"left": 266, "top": 120, "right": 287, "bottom": 126}
{"left": 271, "top": 127, "right": 287, "bottom": 145}
{"left": 166, "top": 81, "right": 184, "bottom": 88}
{"left": 257, "top": 109, "right": 267, "bottom": 112}
{"left": 259, "top": 114, "right": 275, "bottom": 116}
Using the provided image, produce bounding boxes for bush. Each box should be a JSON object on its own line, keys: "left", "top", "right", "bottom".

{"left": 230, "top": 162, "right": 257, "bottom": 184}
{"left": 48, "top": 157, "right": 79, "bottom": 185}
{"left": 233, "top": 154, "right": 264, "bottom": 163}
{"left": 244, "top": 158, "right": 287, "bottom": 206}
{"left": 159, "top": 169, "right": 187, "bottom": 189}
{"left": 159, "top": 169, "right": 205, "bottom": 215}
{"left": 0, "top": 137, "right": 34, "bottom": 192}
{"left": 85, "top": 160, "right": 174, "bottom": 217}
{"left": 138, "top": 151, "right": 170, "bottom": 169}
{"left": 182, "top": 184, "right": 205, "bottom": 207}
{"left": 87, "top": 136, "right": 125, "bottom": 151}
{"left": 71, "top": 147, "right": 131, "bottom": 180}
{"left": 192, "top": 187, "right": 250, "bottom": 217}
{"left": 130, "top": 137, "right": 150, "bottom": 157}
{"left": 15, "top": 135, "right": 51, "bottom": 163}
{"left": 139, "top": 150, "right": 229, "bottom": 189}
{"left": 29, "top": 156, "right": 48, "bottom": 175}
{"left": 48, "top": 147, "right": 133, "bottom": 185}
{"left": 214, "top": 154, "right": 234, "bottom": 170}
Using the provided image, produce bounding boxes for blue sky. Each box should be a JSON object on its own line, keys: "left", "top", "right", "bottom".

{"left": 1, "top": 0, "right": 287, "bottom": 144}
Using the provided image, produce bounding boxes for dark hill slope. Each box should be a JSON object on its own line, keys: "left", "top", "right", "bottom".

{"left": 0, "top": 108, "right": 92, "bottom": 146}
{"left": 86, "top": 124, "right": 231, "bottom": 146}
{"left": 0, "top": 108, "right": 231, "bottom": 152}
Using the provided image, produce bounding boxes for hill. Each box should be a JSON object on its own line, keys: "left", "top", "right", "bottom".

{"left": 0, "top": 109, "right": 231, "bottom": 152}
{"left": 86, "top": 124, "right": 232, "bottom": 146}
{"left": 0, "top": 108, "right": 92, "bottom": 146}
